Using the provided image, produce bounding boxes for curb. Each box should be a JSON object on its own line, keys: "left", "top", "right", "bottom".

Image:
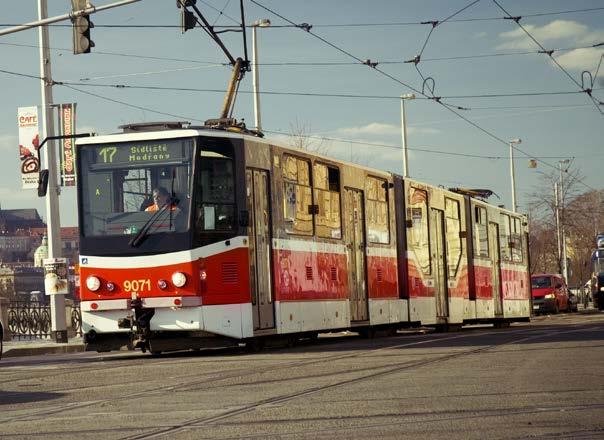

{"left": 3, "top": 343, "right": 86, "bottom": 358}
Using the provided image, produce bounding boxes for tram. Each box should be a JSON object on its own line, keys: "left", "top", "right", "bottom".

{"left": 76, "top": 121, "right": 530, "bottom": 353}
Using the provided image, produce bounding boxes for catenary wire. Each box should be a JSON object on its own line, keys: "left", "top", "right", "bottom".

{"left": 492, "top": 0, "right": 604, "bottom": 116}
{"left": 249, "top": 0, "right": 602, "bottom": 189}
{"left": 3, "top": 6, "right": 604, "bottom": 28}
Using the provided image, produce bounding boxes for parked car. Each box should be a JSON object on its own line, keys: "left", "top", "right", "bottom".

{"left": 531, "top": 274, "right": 572, "bottom": 314}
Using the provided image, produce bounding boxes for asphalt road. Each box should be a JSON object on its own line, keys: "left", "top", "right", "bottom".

{"left": 1, "top": 312, "right": 603, "bottom": 440}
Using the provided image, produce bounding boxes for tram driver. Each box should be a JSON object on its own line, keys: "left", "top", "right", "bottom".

{"left": 142, "top": 187, "right": 187, "bottom": 231}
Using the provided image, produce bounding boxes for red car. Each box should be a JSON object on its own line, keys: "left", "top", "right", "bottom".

{"left": 531, "top": 274, "right": 572, "bottom": 314}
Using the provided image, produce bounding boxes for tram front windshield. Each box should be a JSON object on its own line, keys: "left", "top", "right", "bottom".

{"left": 78, "top": 138, "right": 194, "bottom": 238}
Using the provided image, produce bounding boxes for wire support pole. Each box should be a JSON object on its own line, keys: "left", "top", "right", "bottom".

{"left": 0, "top": 0, "right": 141, "bottom": 36}
{"left": 559, "top": 163, "right": 569, "bottom": 282}
{"left": 37, "top": 0, "right": 67, "bottom": 343}
{"left": 509, "top": 141, "right": 517, "bottom": 212}
{"left": 252, "top": 25, "right": 261, "bottom": 131}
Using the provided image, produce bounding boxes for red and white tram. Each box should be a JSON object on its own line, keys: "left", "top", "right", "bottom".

{"left": 76, "top": 122, "right": 530, "bottom": 353}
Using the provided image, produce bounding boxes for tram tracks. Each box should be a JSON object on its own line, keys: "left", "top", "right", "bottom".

{"left": 120, "top": 325, "right": 586, "bottom": 440}
{"left": 1, "top": 322, "right": 597, "bottom": 437}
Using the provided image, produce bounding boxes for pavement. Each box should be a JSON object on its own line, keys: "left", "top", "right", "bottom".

{"left": 1, "top": 336, "right": 85, "bottom": 358}
{"left": 1, "top": 304, "right": 599, "bottom": 359}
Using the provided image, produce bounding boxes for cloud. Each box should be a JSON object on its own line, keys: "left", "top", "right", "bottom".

{"left": 497, "top": 20, "right": 590, "bottom": 50}
{"left": 334, "top": 122, "right": 440, "bottom": 137}
{"left": 554, "top": 48, "right": 603, "bottom": 72}
{"left": 335, "top": 122, "right": 400, "bottom": 137}
{"left": 496, "top": 19, "right": 604, "bottom": 71}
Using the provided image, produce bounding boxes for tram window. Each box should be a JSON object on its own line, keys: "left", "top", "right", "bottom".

{"left": 500, "top": 214, "right": 512, "bottom": 261}
{"left": 407, "top": 187, "right": 430, "bottom": 274}
{"left": 511, "top": 217, "right": 523, "bottom": 263}
{"left": 445, "top": 198, "right": 462, "bottom": 277}
{"left": 366, "top": 176, "right": 390, "bottom": 244}
{"left": 195, "top": 153, "right": 235, "bottom": 231}
{"left": 283, "top": 155, "right": 313, "bottom": 236}
{"left": 313, "top": 163, "right": 341, "bottom": 239}
{"left": 474, "top": 206, "right": 489, "bottom": 257}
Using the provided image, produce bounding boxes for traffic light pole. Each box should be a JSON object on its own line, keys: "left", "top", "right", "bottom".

{"left": 38, "top": 0, "right": 67, "bottom": 343}
{"left": 0, "top": 0, "right": 141, "bottom": 37}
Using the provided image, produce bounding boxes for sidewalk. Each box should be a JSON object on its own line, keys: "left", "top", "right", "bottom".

{"left": 2, "top": 337, "right": 85, "bottom": 358}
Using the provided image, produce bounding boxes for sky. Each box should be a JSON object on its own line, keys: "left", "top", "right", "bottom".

{"left": 1, "top": 0, "right": 603, "bottom": 227}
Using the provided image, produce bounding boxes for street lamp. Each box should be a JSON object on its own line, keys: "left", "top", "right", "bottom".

{"left": 252, "top": 18, "right": 271, "bottom": 132}
{"left": 508, "top": 138, "right": 522, "bottom": 212}
{"left": 400, "top": 93, "right": 415, "bottom": 178}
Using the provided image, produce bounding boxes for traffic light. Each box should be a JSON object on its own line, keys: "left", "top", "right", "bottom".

{"left": 177, "top": 0, "right": 197, "bottom": 33}
{"left": 71, "top": 0, "right": 94, "bottom": 54}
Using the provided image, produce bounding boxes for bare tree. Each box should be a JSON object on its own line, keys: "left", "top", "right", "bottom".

{"left": 288, "top": 119, "right": 328, "bottom": 155}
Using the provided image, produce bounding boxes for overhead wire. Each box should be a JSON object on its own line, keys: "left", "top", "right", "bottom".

{"left": 249, "top": 0, "right": 601, "bottom": 191}
{"left": 492, "top": 0, "right": 604, "bottom": 116}
{"left": 2, "top": 6, "right": 603, "bottom": 28}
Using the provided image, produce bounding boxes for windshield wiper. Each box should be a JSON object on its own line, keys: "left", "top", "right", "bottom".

{"left": 128, "top": 199, "right": 178, "bottom": 248}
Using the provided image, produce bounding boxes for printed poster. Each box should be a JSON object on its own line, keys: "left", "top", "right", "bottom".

{"left": 17, "top": 106, "right": 40, "bottom": 189}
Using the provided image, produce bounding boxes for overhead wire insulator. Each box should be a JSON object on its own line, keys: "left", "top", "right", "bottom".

{"left": 362, "top": 59, "right": 378, "bottom": 68}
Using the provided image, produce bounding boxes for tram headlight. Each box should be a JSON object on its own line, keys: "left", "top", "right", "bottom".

{"left": 545, "top": 293, "right": 555, "bottom": 299}
{"left": 172, "top": 272, "right": 187, "bottom": 288}
{"left": 86, "top": 276, "right": 101, "bottom": 292}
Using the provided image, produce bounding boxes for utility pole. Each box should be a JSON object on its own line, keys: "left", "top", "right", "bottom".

{"left": 38, "top": 0, "right": 67, "bottom": 343}
{"left": 559, "top": 160, "right": 570, "bottom": 282}
{"left": 252, "top": 19, "right": 270, "bottom": 132}
{"left": 508, "top": 139, "right": 521, "bottom": 213}
{"left": 400, "top": 94, "right": 415, "bottom": 178}
{"left": 554, "top": 182, "right": 562, "bottom": 275}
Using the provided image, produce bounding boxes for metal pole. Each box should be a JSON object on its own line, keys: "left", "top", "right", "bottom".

{"left": 252, "top": 25, "right": 261, "bottom": 131}
{"left": 0, "top": 0, "right": 141, "bottom": 37}
{"left": 510, "top": 141, "right": 517, "bottom": 212}
{"left": 559, "top": 163, "right": 569, "bottom": 282}
{"left": 554, "top": 182, "right": 562, "bottom": 275}
{"left": 38, "top": 0, "right": 67, "bottom": 343}
{"left": 400, "top": 98, "right": 409, "bottom": 178}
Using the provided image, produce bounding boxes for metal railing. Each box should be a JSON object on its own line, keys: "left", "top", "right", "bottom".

{"left": 7, "top": 300, "right": 82, "bottom": 340}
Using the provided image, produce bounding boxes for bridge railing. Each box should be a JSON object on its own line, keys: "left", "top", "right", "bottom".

{"left": 4, "top": 300, "right": 82, "bottom": 340}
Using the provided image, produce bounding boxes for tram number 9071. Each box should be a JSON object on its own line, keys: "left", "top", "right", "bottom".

{"left": 123, "top": 279, "right": 151, "bottom": 292}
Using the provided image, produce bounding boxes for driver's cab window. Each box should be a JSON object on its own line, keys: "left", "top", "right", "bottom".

{"left": 195, "top": 146, "right": 236, "bottom": 232}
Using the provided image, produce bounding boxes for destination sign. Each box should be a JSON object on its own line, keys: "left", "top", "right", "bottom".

{"left": 87, "top": 139, "right": 192, "bottom": 166}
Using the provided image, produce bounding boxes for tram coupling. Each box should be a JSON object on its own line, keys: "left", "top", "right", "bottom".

{"left": 117, "top": 297, "right": 155, "bottom": 353}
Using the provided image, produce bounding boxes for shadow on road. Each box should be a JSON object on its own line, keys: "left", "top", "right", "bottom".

{"left": 0, "top": 390, "right": 65, "bottom": 405}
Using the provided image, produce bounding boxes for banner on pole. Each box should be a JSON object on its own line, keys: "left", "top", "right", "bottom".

{"left": 59, "top": 103, "right": 77, "bottom": 186}
{"left": 17, "top": 106, "right": 40, "bottom": 189}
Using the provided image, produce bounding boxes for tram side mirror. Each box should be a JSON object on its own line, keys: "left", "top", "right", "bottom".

{"left": 38, "top": 170, "right": 49, "bottom": 197}
{"left": 239, "top": 210, "right": 249, "bottom": 227}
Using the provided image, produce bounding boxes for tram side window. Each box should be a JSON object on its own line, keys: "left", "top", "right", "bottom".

{"left": 511, "top": 217, "right": 523, "bottom": 263}
{"left": 500, "top": 214, "right": 512, "bottom": 261}
{"left": 366, "top": 176, "right": 390, "bottom": 244}
{"left": 445, "top": 198, "right": 462, "bottom": 277}
{"left": 196, "top": 153, "right": 235, "bottom": 231}
{"left": 474, "top": 206, "right": 489, "bottom": 257}
{"left": 283, "top": 155, "right": 313, "bottom": 236}
{"left": 313, "top": 163, "right": 341, "bottom": 239}
{"left": 407, "top": 187, "right": 430, "bottom": 274}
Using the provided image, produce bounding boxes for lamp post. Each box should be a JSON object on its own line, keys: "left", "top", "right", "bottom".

{"left": 508, "top": 138, "right": 522, "bottom": 212}
{"left": 252, "top": 18, "right": 270, "bottom": 132}
{"left": 558, "top": 159, "right": 570, "bottom": 281}
{"left": 400, "top": 94, "right": 415, "bottom": 178}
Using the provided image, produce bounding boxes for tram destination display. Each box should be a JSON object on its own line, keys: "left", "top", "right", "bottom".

{"left": 87, "top": 139, "right": 191, "bottom": 167}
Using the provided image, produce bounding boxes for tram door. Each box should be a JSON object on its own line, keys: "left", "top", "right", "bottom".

{"left": 246, "top": 169, "right": 275, "bottom": 330}
{"left": 430, "top": 208, "right": 449, "bottom": 318}
{"left": 489, "top": 222, "right": 504, "bottom": 316}
{"left": 345, "top": 188, "right": 368, "bottom": 321}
